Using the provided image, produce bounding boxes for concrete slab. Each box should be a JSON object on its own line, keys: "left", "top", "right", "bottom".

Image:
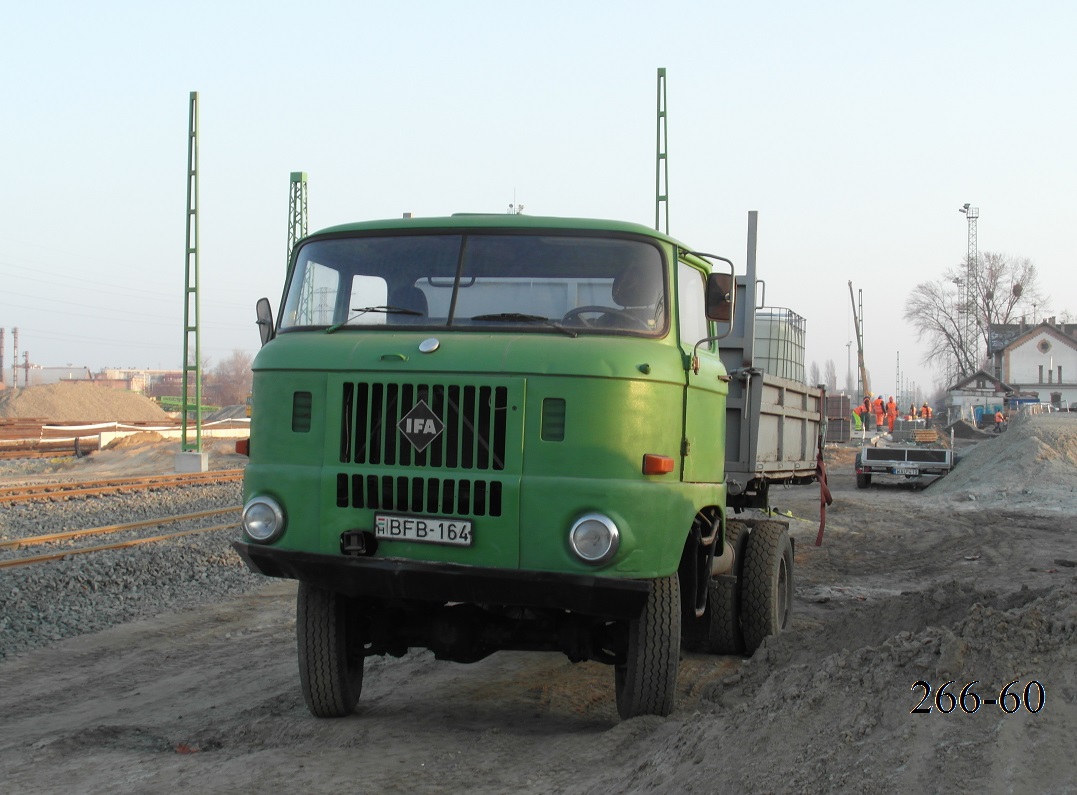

{"left": 174, "top": 451, "right": 209, "bottom": 473}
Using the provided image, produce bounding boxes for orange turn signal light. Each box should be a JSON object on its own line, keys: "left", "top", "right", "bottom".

{"left": 642, "top": 454, "right": 675, "bottom": 475}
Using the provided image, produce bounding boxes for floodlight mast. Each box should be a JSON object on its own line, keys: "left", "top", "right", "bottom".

{"left": 958, "top": 203, "right": 980, "bottom": 375}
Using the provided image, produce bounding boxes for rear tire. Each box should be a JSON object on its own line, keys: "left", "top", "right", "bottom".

{"left": 855, "top": 454, "right": 871, "bottom": 489}
{"left": 741, "top": 521, "right": 794, "bottom": 655}
{"left": 615, "top": 573, "right": 680, "bottom": 719}
{"left": 297, "top": 582, "right": 364, "bottom": 718}
{"left": 698, "top": 520, "right": 747, "bottom": 655}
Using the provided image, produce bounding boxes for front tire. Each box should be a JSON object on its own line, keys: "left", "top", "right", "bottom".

{"left": 615, "top": 573, "right": 680, "bottom": 719}
{"left": 297, "top": 582, "right": 364, "bottom": 718}
{"left": 741, "top": 521, "right": 794, "bottom": 655}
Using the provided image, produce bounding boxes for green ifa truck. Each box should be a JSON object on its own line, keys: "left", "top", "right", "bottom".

{"left": 234, "top": 211, "right": 822, "bottom": 720}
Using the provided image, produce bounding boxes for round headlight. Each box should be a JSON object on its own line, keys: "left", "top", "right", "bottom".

{"left": 242, "top": 496, "right": 285, "bottom": 542}
{"left": 568, "top": 513, "right": 620, "bottom": 565}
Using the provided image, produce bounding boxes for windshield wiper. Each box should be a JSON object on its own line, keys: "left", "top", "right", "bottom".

{"left": 470, "top": 312, "right": 578, "bottom": 338}
{"left": 325, "top": 305, "right": 422, "bottom": 334}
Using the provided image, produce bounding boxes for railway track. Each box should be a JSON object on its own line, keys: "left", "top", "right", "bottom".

{"left": 0, "top": 469, "right": 244, "bottom": 504}
{"left": 0, "top": 506, "right": 243, "bottom": 569}
{"left": 0, "top": 444, "right": 100, "bottom": 461}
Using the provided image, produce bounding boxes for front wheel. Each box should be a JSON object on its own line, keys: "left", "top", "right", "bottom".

{"left": 297, "top": 582, "right": 365, "bottom": 718}
{"left": 740, "top": 521, "right": 794, "bottom": 655}
{"left": 615, "top": 573, "right": 681, "bottom": 719}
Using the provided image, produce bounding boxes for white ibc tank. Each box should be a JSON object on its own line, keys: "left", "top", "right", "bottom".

{"left": 754, "top": 308, "right": 806, "bottom": 383}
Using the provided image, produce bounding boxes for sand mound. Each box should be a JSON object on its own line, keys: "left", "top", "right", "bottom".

{"left": 103, "top": 430, "right": 167, "bottom": 450}
{"left": 0, "top": 382, "right": 169, "bottom": 423}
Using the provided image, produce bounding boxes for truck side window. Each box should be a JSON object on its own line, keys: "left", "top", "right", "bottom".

{"left": 677, "top": 261, "right": 708, "bottom": 346}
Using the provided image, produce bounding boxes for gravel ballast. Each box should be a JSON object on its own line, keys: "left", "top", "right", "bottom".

{"left": 0, "top": 481, "right": 265, "bottom": 660}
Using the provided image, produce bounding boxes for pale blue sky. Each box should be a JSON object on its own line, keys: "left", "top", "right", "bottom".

{"left": 1, "top": 1, "right": 1073, "bottom": 399}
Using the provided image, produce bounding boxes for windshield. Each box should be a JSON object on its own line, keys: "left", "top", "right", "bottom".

{"left": 279, "top": 232, "right": 668, "bottom": 337}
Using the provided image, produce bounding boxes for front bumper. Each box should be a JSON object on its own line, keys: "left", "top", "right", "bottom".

{"left": 233, "top": 541, "right": 651, "bottom": 620}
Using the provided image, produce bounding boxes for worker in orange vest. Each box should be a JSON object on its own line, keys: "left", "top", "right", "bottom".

{"left": 920, "top": 403, "right": 933, "bottom": 423}
{"left": 886, "top": 396, "right": 898, "bottom": 433}
{"left": 908, "top": 403, "right": 917, "bottom": 421}
{"left": 856, "top": 397, "right": 871, "bottom": 433}
{"left": 872, "top": 395, "right": 885, "bottom": 431}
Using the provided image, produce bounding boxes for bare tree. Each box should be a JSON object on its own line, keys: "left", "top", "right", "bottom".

{"left": 973, "top": 253, "right": 1045, "bottom": 343}
{"left": 903, "top": 252, "right": 1045, "bottom": 384}
{"left": 809, "top": 361, "right": 821, "bottom": 387}
{"left": 823, "top": 359, "right": 838, "bottom": 392}
{"left": 209, "top": 350, "right": 254, "bottom": 407}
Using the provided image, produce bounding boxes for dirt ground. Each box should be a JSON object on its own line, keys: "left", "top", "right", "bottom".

{"left": 1, "top": 415, "right": 1074, "bottom": 793}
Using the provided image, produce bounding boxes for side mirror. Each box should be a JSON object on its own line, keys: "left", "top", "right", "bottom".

{"left": 256, "top": 297, "right": 275, "bottom": 347}
{"left": 705, "top": 273, "right": 734, "bottom": 323}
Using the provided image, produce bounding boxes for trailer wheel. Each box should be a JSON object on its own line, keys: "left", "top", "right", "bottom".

{"left": 297, "top": 582, "right": 364, "bottom": 718}
{"left": 855, "top": 454, "right": 871, "bottom": 489}
{"left": 697, "top": 520, "right": 748, "bottom": 655}
{"left": 615, "top": 573, "right": 680, "bottom": 719}
{"left": 741, "top": 520, "right": 794, "bottom": 655}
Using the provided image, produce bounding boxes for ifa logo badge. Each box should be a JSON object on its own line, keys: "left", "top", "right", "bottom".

{"left": 397, "top": 400, "right": 444, "bottom": 452}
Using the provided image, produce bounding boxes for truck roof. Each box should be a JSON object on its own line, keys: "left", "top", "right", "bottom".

{"left": 313, "top": 214, "right": 681, "bottom": 243}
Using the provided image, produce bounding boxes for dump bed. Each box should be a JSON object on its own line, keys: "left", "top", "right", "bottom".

{"left": 725, "top": 370, "right": 821, "bottom": 477}
{"left": 719, "top": 213, "right": 822, "bottom": 510}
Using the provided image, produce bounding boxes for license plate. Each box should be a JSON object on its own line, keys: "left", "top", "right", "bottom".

{"left": 893, "top": 466, "right": 918, "bottom": 476}
{"left": 374, "top": 514, "right": 473, "bottom": 547}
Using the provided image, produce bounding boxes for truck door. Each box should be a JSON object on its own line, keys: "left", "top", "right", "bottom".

{"left": 678, "top": 260, "right": 728, "bottom": 483}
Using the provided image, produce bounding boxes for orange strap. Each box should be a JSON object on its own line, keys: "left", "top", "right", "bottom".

{"left": 815, "top": 447, "right": 833, "bottom": 546}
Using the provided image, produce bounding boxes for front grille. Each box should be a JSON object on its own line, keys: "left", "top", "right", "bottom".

{"left": 335, "top": 473, "right": 503, "bottom": 517}
{"left": 340, "top": 382, "right": 508, "bottom": 470}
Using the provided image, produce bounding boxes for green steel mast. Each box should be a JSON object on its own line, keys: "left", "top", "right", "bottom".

{"left": 287, "top": 171, "right": 308, "bottom": 268}
{"left": 181, "top": 90, "right": 202, "bottom": 453}
{"left": 655, "top": 68, "right": 669, "bottom": 234}
{"left": 287, "top": 171, "right": 313, "bottom": 320}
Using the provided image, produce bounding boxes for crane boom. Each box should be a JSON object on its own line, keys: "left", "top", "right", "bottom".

{"left": 848, "top": 280, "right": 871, "bottom": 398}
